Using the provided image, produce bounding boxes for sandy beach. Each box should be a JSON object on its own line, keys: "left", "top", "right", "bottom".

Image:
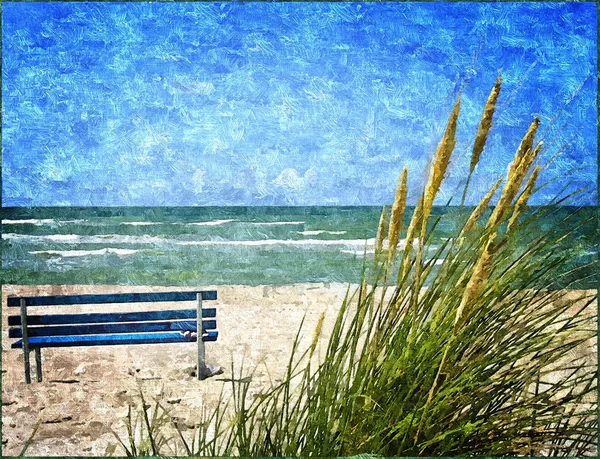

{"left": 2, "top": 284, "right": 596, "bottom": 456}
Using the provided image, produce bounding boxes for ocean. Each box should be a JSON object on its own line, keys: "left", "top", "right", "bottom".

{"left": 1, "top": 206, "right": 596, "bottom": 288}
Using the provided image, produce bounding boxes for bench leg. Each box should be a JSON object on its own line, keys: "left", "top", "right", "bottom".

{"left": 20, "top": 299, "right": 32, "bottom": 384}
{"left": 35, "top": 348, "right": 43, "bottom": 382}
{"left": 197, "top": 293, "right": 206, "bottom": 381}
{"left": 23, "top": 350, "right": 32, "bottom": 384}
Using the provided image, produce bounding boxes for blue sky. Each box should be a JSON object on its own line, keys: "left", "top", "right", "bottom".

{"left": 2, "top": 2, "right": 597, "bottom": 206}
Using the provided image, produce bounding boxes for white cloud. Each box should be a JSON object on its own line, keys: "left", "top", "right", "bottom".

{"left": 273, "top": 168, "right": 302, "bottom": 190}
{"left": 192, "top": 168, "right": 206, "bottom": 194}
{"left": 273, "top": 168, "right": 318, "bottom": 191}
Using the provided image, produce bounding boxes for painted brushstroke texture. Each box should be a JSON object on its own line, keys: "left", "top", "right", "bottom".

{"left": 2, "top": 2, "right": 597, "bottom": 206}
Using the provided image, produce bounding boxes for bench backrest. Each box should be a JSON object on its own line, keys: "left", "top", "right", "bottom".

{"left": 7, "top": 291, "right": 217, "bottom": 344}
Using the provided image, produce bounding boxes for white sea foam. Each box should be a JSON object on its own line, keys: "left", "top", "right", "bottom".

{"left": 339, "top": 239, "right": 421, "bottom": 255}
{"left": 341, "top": 249, "right": 377, "bottom": 255}
{"left": 2, "top": 219, "right": 86, "bottom": 225}
{"left": 3, "top": 233, "right": 166, "bottom": 245}
{"left": 3, "top": 219, "right": 55, "bottom": 225}
{"left": 384, "top": 238, "right": 421, "bottom": 250}
{"left": 29, "top": 248, "right": 139, "bottom": 258}
{"left": 178, "top": 238, "right": 376, "bottom": 247}
{"left": 3, "top": 233, "right": 427, "bottom": 253}
{"left": 297, "top": 230, "right": 347, "bottom": 236}
{"left": 5, "top": 232, "right": 372, "bottom": 248}
{"left": 121, "top": 222, "right": 161, "bottom": 226}
{"left": 249, "top": 221, "right": 305, "bottom": 226}
{"left": 43, "top": 234, "right": 81, "bottom": 242}
{"left": 188, "top": 219, "right": 236, "bottom": 226}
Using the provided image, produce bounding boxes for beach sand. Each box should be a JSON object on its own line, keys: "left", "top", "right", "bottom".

{"left": 2, "top": 284, "right": 596, "bottom": 456}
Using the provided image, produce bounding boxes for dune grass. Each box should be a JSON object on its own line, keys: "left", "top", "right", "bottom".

{"left": 113, "top": 79, "right": 597, "bottom": 456}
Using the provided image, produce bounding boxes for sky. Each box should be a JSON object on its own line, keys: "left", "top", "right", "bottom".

{"left": 2, "top": 1, "right": 597, "bottom": 207}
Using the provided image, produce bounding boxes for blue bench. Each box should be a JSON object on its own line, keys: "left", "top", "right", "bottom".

{"left": 7, "top": 291, "right": 220, "bottom": 383}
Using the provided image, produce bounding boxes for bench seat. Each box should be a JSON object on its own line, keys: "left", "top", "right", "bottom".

{"left": 12, "top": 331, "right": 218, "bottom": 348}
{"left": 9, "top": 319, "right": 218, "bottom": 338}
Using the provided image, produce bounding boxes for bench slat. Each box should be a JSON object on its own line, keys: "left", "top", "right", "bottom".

{"left": 8, "top": 308, "right": 216, "bottom": 326}
{"left": 9, "top": 320, "right": 218, "bottom": 338}
{"left": 7, "top": 291, "right": 217, "bottom": 307}
{"left": 11, "top": 331, "right": 218, "bottom": 348}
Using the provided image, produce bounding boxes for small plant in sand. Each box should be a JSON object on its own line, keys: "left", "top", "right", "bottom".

{"left": 110, "top": 392, "right": 173, "bottom": 457}
{"left": 114, "top": 77, "right": 597, "bottom": 456}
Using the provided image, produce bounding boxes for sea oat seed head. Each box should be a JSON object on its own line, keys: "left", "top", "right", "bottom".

{"left": 518, "top": 141, "right": 543, "bottom": 179}
{"left": 387, "top": 167, "right": 409, "bottom": 262}
{"left": 507, "top": 165, "right": 540, "bottom": 233}
{"left": 487, "top": 125, "right": 541, "bottom": 230}
{"left": 399, "top": 98, "right": 460, "bottom": 282}
{"left": 423, "top": 98, "right": 461, "bottom": 219}
{"left": 462, "top": 124, "right": 541, "bottom": 327}
{"left": 471, "top": 76, "right": 502, "bottom": 173}
{"left": 514, "top": 118, "right": 541, "bottom": 170}
{"left": 400, "top": 197, "right": 423, "bottom": 279}
{"left": 310, "top": 311, "right": 326, "bottom": 357}
{"left": 455, "top": 240, "right": 494, "bottom": 328}
{"left": 376, "top": 204, "right": 388, "bottom": 252}
{"left": 399, "top": 99, "right": 460, "bottom": 280}
{"left": 460, "top": 127, "right": 541, "bottom": 327}
{"left": 359, "top": 278, "right": 368, "bottom": 304}
{"left": 462, "top": 177, "right": 503, "bottom": 234}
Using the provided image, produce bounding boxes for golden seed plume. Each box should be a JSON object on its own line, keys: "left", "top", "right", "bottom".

{"left": 518, "top": 140, "right": 543, "bottom": 180}
{"left": 471, "top": 76, "right": 502, "bottom": 173}
{"left": 387, "top": 167, "right": 408, "bottom": 262}
{"left": 507, "top": 165, "right": 540, "bottom": 233}
{"left": 405, "top": 198, "right": 422, "bottom": 249}
{"left": 399, "top": 197, "right": 422, "bottom": 280}
{"left": 457, "top": 121, "right": 541, "bottom": 330}
{"left": 376, "top": 204, "right": 388, "bottom": 252}
{"left": 514, "top": 118, "right": 541, "bottom": 170}
{"left": 310, "top": 311, "right": 326, "bottom": 357}
{"left": 359, "top": 278, "right": 368, "bottom": 304}
{"left": 423, "top": 98, "right": 461, "bottom": 221}
{"left": 455, "top": 245, "right": 493, "bottom": 328}
{"left": 462, "top": 178, "right": 503, "bottom": 234}
{"left": 457, "top": 124, "right": 542, "bottom": 329}
{"left": 486, "top": 125, "right": 541, "bottom": 230}
{"left": 399, "top": 98, "right": 460, "bottom": 281}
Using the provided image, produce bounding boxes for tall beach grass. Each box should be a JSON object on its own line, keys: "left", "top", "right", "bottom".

{"left": 114, "top": 79, "right": 597, "bottom": 456}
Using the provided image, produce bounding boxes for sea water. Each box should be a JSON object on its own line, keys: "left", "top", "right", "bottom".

{"left": 1, "top": 206, "right": 596, "bottom": 288}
